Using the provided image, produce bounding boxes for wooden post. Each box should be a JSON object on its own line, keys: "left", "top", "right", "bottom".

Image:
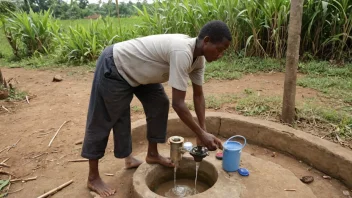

{"left": 281, "top": 0, "right": 305, "bottom": 124}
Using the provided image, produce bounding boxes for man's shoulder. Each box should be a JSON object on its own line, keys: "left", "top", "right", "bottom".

{"left": 143, "top": 33, "right": 191, "bottom": 39}
{"left": 117, "top": 34, "right": 190, "bottom": 42}
{"left": 115, "top": 34, "right": 193, "bottom": 48}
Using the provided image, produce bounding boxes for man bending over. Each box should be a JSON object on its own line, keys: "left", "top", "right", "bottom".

{"left": 81, "top": 20, "right": 232, "bottom": 197}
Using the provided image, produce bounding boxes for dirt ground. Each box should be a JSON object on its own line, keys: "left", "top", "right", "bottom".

{"left": 0, "top": 67, "right": 350, "bottom": 197}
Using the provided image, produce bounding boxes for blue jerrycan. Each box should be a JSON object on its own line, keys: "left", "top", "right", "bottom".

{"left": 222, "top": 135, "right": 246, "bottom": 172}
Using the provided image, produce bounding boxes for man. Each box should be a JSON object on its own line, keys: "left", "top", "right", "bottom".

{"left": 81, "top": 20, "right": 232, "bottom": 197}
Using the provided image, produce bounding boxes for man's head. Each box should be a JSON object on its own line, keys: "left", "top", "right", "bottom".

{"left": 198, "top": 20, "right": 232, "bottom": 62}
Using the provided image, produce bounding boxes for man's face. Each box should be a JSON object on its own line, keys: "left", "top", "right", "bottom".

{"left": 202, "top": 37, "right": 231, "bottom": 62}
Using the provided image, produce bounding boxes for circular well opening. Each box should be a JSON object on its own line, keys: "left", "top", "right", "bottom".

{"left": 172, "top": 137, "right": 181, "bottom": 142}
{"left": 146, "top": 157, "right": 218, "bottom": 197}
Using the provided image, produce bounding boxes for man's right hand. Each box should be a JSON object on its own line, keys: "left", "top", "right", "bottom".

{"left": 198, "top": 132, "right": 223, "bottom": 151}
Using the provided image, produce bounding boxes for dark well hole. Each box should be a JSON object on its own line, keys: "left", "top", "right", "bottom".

{"left": 172, "top": 137, "right": 181, "bottom": 142}
{"left": 146, "top": 157, "right": 218, "bottom": 197}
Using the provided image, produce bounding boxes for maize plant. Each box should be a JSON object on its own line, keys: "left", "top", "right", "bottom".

{"left": 2, "top": 9, "right": 60, "bottom": 58}
{"left": 135, "top": 0, "right": 352, "bottom": 61}
{"left": 56, "top": 16, "right": 136, "bottom": 63}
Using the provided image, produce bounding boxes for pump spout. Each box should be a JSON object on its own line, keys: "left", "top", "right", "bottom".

{"left": 189, "top": 146, "right": 209, "bottom": 162}
{"left": 169, "top": 136, "right": 185, "bottom": 167}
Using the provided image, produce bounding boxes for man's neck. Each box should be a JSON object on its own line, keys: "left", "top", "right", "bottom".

{"left": 193, "top": 38, "right": 203, "bottom": 58}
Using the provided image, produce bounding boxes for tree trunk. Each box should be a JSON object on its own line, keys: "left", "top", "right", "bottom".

{"left": 282, "top": 0, "right": 304, "bottom": 124}
{"left": 0, "top": 69, "right": 3, "bottom": 85}
{"left": 0, "top": 69, "right": 9, "bottom": 100}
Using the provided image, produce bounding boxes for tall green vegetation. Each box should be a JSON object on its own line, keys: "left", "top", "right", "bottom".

{"left": 135, "top": 0, "right": 352, "bottom": 61}
{"left": 0, "top": 1, "right": 17, "bottom": 17}
{"left": 21, "top": 0, "right": 151, "bottom": 19}
{"left": 56, "top": 17, "right": 136, "bottom": 63}
{"left": 1, "top": 9, "right": 139, "bottom": 63}
{"left": 302, "top": 0, "right": 352, "bottom": 60}
{"left": 1, "top": 0, "right": 351, "bottom": 63}
{"left": 1, "top": 9, "right": 60, "bottom": 58}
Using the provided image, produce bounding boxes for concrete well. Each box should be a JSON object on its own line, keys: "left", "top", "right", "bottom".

{"left": 133, "top": 157, "right": 226, "bottom": 198}
{"left": 131, "top": 112, "right": 352, "bottom": 197}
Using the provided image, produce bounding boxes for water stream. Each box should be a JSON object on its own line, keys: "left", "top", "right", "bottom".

{"left": 195, "top": 162, "right": 200, "bottom": 194}
{"left": 163, "top": 163, "right": 203, "bottom": 197}
{"left": 174, "top": 166, "right": 177, "bottom": 189}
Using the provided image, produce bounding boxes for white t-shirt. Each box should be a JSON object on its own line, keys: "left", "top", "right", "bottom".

{"left": 112, "top": 34, "right": 205, "bottom": 91}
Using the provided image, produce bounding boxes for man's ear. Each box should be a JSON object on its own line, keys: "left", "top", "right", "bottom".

{"left": 203, "top": 36, "right": 210, "bottom": 44}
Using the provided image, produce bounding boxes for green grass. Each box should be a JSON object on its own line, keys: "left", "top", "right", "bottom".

{"left": 297, "top": 101, "right": 351, "bottom": 124}
{"left": 186, "top": 94, "right": 238, "bottom": 110}
{"left": 297, "top": 101, "right": 352, "bottom": 140}
{"left": 244, "top": 88, "right": 254, "bottom": 95}
{"left": 0, "top": 85, "right": 27, "bottom": 102}
{"left": 7, "top": 88, "right": 27, "bottom": 101}
{"left": 233, "top": 93, "right": 352, "bottom": 140}
{"left": 298, "top": 77, "right": 352, "bottom": 104}
{"left": 204, "top": 57, "right": 284, "bottom": 81}
{"left": 298, "top": 61, "right": 352, "bottom": 77}
{"left": 297, "top": 61, "right": 352, "bottom": 106}
{"left": 204, "top": 61, "right": 242, "bottom": 81}
{"left": 131, "top": 105, "right": 144, "bottom": 113}
{"left": 205, "top": 94, "right": 238, "bottom": 109}
{"left": 236, "top": 95, "right": 282, "bottom": 117}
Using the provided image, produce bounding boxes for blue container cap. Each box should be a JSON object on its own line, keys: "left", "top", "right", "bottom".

{"left": 224, "top": 141, "right": 243, "bottom": 150}
{"left": 238, "top": 168, "right": 249, "bottom": 176}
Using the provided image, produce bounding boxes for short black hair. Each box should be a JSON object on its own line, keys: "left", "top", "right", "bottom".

{"left": 198, "top": 20, "right": 232, "bottom": 43}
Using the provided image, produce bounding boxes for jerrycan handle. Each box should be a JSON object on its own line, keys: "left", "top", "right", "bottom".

{"left": 225, "top": 135, "right": 246, "bottom": 149}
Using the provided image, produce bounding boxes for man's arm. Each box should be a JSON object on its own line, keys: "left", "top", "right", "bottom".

{"left": 169, "top": 51, "right": 222, "bottom": 150}
{"left": 192, "top": 82, "right": 206, "bottom": 146}
{"left": 172, "top": 87, "right": 204, "bottom": 138}
{"left": 192, "top": 83, "right": 206, "bottom": 130}
{"left": 172, "top": 87, "right": 222, "bottom": 151}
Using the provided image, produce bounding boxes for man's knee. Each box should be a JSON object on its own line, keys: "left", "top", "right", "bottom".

{"left": 160, "top": 95, "right": 170, "bottom": 108}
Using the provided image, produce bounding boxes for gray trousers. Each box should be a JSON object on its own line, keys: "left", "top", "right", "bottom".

{"left": 81, "top": 45, "right": 170, "bottom": 160}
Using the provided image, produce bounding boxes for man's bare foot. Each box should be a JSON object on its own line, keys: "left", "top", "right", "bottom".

{"left": 87, "top": 176, "right": 116, "bottom": 197}
{"left": 146, "top": 154, "right": 175, "bottom": 168}
{"left": 125, "top": 155, "right": 143, "bottom": 169}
